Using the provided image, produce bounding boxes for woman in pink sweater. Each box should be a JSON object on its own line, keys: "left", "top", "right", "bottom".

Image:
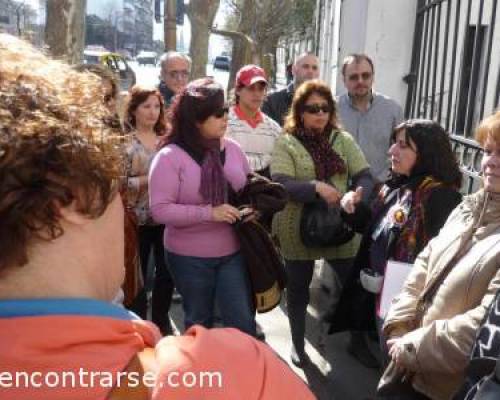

{"left": 149, "top": 78, "right": 256, "bottom": 336}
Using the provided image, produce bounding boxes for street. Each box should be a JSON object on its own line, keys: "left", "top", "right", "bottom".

{"left": 129, "top": 61, "right": 230, "bottom": 90}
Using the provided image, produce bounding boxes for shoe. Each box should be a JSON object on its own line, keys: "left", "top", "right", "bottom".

{"left": 256, "top": 322, "right": 266, "bottom": 341}
{"left": 290, "top": 345, "right": 309, "bottom": 368}
{"left": 347, "top": 335, "right": 380, "bottom": 369}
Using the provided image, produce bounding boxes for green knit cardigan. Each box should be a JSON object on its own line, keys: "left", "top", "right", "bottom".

{"left": 271, "top": 130, "right": 369, "bottom": 260}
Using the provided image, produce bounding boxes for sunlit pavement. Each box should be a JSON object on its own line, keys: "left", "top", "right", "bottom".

{"left": 167, "top": 264, "right": 381, "bottom": 400}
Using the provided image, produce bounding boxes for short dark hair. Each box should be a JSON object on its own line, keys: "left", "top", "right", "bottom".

{"left": 162, "top": 78, "right": 225, "bottom": 159}
{"left": 341, "top": 54, "right": 375, "bottom": 76}
{"left": 392, "top": 119, "right": 462, "bottom": 187}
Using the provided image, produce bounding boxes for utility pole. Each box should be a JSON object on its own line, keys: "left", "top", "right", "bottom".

{"left": 164, "top": 0, "right": 177, "bottom": 51}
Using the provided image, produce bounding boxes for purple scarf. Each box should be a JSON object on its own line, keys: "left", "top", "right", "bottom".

{"left": 199, "top": 139, "right": 227, "bottom": 206}
{"left": 296, "top": 128, "right": 346, "bottom": 180}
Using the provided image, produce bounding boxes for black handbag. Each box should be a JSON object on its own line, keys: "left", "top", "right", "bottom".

{"left": 300, "top": 200, "right": 354, "bottom": 247}
{"left": 299, "top": 130, "right": 354, "bottom": 248}
{"left": 473, "top": 359, "right": 500, "bottom": 400}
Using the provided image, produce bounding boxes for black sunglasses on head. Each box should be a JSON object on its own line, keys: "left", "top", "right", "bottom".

{"left": 303, "top": 104, "right": 332, "bottom": 114}
{"left": 212, "top": 106, "right": 229, "bottom": 118}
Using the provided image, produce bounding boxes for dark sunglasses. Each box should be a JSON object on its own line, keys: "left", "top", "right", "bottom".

{"left": 212, "top": 106, "right": 229, "bottom": 118}
{"left": 348, "top": 72, "right": 372, "bottom": 81}
{"left": 303, "top": 104, "right": 332, "bottom": 114}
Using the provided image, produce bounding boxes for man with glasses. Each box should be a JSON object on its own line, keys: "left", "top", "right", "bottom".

{"left": 338, "top": 54, "right": 403, "bottom": 183}
{"left": 262, "top": 52, "right": 320, "bottom": 126}
{"left": 158, "top": 51, "right": 191, "bottom": 107}
{"left": 336, "top": 53, "right": 403, "bottom": 370}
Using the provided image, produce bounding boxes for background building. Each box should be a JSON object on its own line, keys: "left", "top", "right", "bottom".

{"left": 87, "top": 0, "right": 154, "bottom": 55}
{"left": 311, "top": 0, "right": 500, "bottom": 193}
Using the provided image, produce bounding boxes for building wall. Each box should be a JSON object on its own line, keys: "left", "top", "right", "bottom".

{"left": 317, "top": 0, "right": 341, "bottom": 88}
{"left": 334, "top": 0, "right": 417, "bottom": 108}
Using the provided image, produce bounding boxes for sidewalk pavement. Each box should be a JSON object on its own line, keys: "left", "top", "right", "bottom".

{"left": 166, "top": 262, "right": 382, "bottom": 400}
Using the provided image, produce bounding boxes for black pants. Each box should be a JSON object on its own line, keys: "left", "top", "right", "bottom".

{"left": 285, "top": 258, "right": 353, "bottom": 354}
{"left": 377, "top": 385, "right": 431, "bottom": 400}
{"left": 129, "top": 225, "right": 174, "bottom": 335}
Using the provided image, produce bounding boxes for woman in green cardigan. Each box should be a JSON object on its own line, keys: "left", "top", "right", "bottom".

{"left": 270, "top": 80, "right": 375, "bottom": 367}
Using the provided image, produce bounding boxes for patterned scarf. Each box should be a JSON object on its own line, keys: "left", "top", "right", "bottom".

{"left": 296, "top": 128, "right": 346, "bottom": 180}
{"left": 174, "top": 137, "right": 228, "bottom": 206}
{"left": 199, "top": 139, "right": 227, "bottom": 206}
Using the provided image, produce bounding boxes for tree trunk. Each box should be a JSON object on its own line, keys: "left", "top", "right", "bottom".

{"left": 45, "top": 0, "right": 86, "bottom": 64}
{"left": 164, "top": 0, "right": 176, "bottom": 51}
{"left": 227, "top": 0, "right": 258, "bottom": 91}
{"left": 186, "top": 0, "right": 220, "bottom": 80}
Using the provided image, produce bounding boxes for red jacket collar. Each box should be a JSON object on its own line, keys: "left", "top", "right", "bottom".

{"left": 234, "top": 104, "right": 264, "bottom": 128}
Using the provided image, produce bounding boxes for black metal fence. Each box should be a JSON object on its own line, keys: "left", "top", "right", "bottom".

{"left": 405, "top": 0, "right": 499, "bottom": 193}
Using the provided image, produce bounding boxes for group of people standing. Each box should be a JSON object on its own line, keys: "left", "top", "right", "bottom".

{"left": 120, "top": 48, "right": 500, "bottom": 400}
{"left": 2, "top": 31, "right": 499, "bottom": 400}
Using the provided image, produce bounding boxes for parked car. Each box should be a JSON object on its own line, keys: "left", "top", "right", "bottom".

{"left": 214, "top": 55, "right": 231, "bottom": 70}
{"left": 83, "top": 50, "right": 136, "bottom": 91}
{"left": 136, "top": 51, "right": 157, "bottom": 66}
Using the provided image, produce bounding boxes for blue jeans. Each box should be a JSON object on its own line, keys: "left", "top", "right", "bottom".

{"left": 167, "top": 251, "right": 256, "bottom": 337}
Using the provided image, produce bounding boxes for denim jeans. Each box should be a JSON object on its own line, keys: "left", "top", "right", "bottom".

{"left": 167, "top": 251, "right": 256, "bottom": 337}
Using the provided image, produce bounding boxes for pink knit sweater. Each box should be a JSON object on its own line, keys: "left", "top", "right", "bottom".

{"left": 149, "top": 138, "right": 250, "bottom": 257}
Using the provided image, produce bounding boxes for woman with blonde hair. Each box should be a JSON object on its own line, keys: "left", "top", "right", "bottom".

{"left": 380, "top": 111, "right": 500, "bottom": 399}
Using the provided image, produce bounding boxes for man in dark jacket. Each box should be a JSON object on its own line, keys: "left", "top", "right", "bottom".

{"left": 262, "top": 52, "right": 320, "bottom": 126}
{"left": 158, "top": 51, "right": 191, "bottom": 107}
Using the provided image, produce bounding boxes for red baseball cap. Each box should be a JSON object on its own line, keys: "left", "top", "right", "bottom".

{"left": 236, "top": 65, "right": 267, "bottom": 87}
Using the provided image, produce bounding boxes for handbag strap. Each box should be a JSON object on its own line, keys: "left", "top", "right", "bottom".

{"left": 417, "top": 229, "right": 500, "bottom": 322}
{"left": 329, "top": 130, "right": 340, "bottom": 147}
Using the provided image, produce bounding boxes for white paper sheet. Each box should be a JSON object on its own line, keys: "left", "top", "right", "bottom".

{"left": 379, "top": 260, "right": 413, "bottom": 318}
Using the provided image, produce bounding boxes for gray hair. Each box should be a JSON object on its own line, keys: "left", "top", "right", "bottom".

{"left": 294, "top": 52, "right": 318, "bottom": 67}
{"left": 159, "top": 51, "right": 192, "bottom": 72}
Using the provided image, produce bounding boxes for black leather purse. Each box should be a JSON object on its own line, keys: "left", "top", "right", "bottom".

{"left": 299, "top": 131, "right": 354, "bottom": 248}
{"left": 300, "top": 200, "right": 354, "bottom": 247}
{"left": 471, "top": 361, "right": 500, "bottom": 400}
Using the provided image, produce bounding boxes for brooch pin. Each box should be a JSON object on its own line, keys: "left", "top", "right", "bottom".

{"left": 390, "top": 207, "right": 408, "bottom": 227}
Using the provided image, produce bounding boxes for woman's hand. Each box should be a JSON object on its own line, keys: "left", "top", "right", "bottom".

{"left": 387, "top": 337, "right": 409, "bottom": 370}
{"left": 239, "top": 207, "right": 260, "bottom": 223}
{"left": 341, "top": 186, "right": 363, "bottom": 214}
{"left": 315, "top": 181, "right": 342, "bottom": 205}
{"left": 212, "top": 204, "right": 241, "bottom": 224}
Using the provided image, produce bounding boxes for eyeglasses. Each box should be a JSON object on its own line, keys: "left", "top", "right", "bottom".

{"left": 347, "top": 72, "right": 372, "bottom": 81}
{"left": 167, "top": 70, "right": 190, "bottom": 80}
{"left": 303, "top": 104, "right": 332, "bottom": 114}
{"left": 212, "top": 106, "right": 229, "bottom": 118}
